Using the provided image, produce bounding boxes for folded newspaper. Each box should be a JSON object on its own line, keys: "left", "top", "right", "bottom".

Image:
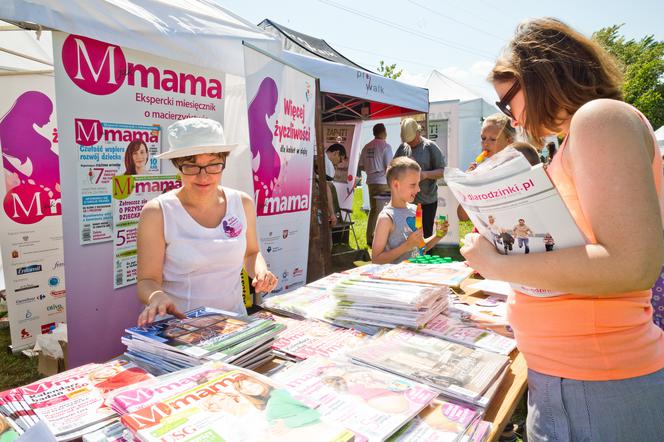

{"left": 445, "top": 147, "right": 586, "bottom": 297}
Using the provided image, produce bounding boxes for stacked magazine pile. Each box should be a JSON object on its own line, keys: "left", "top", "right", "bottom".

{"left": 421, "top": 314, "right": 516, "bottom": 355}
{"left": 371, "top": 262, "right": 474, "bottom": 289}
{"left": 270, "top": 319, "right": 368, "bottom": 362}
{"left": 274, "top": 356, "right": 438, "bottom": 441}
{"left": 387, "top": 398, "right": 483, "bottom": 442}
{"left": 119, "top": 363, "right": 354, "bottom": 442}
{"left": 349, "top": 328, "right": 509, "bottom": 407}
{"left": 448, "top": 294, "right": 511, "bottom": 337}
{"left": 122, "top": 307, "right": 284, "bottom": 374}
{"left": 261, "top": 286, "right": 335, "bottom": 320}
{"left": 326, "top": 277, "right": 449, "bottom": 329}
{"left": 0, "top": 360, "right": 151, "bottom": 441}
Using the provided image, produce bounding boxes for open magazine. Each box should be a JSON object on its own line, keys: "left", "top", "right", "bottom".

{"left": 445, "top": 148, "right": 587, "bottom": 297}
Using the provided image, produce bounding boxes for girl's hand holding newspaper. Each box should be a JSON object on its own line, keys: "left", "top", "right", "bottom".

{"left": 460, "top": 233, "right": 501, "bottom": 279}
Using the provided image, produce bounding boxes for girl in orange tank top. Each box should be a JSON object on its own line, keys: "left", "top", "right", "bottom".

{"left": 460, "top": 18, "right": 664, "bottom": 441}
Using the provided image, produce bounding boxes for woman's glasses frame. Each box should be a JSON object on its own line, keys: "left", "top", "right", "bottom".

{"left": 496, "top": 81, "right": 521, "bottom": 120}
{"left": 178, "top": 162, "right": 226, "bottom": 176}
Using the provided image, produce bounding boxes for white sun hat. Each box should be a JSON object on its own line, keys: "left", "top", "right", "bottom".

{"left": 156, "top": 118, "right": 237, "bottom": 159}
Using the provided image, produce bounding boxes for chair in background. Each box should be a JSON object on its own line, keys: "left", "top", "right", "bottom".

{"left": 327, "top": 182, "right": 360, "bottom": 256}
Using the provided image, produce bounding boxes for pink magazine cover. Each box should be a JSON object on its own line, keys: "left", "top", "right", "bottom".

{"left": 388, "top": 398, "right": 482, "bottom": 442}
{"left": 374, "top": 263, "right": 473, "bottom": 288}
{"left": 274, "top": 356, "right": 437, "bottom": 441}
{"left": 271, "top": 320, "right": 367, "bottom": 361}
{"left": 19, "top": 360, "right": 150, "bottom": 438}
{"left": 421, "top": 315, "right": 516, "bottom": 355}
{"left": 106, "top": 362, "right": 232, "bottom": 415}
{"left": 121, "top": 368, "right": 354, "bottom": 442}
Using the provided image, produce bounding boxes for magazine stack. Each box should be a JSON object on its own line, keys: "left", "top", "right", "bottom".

{"left": 421, "top": 314, "right": 516, "bottom": 355}
{"left": 118, "top": 363, "right": 354, "bottom": 442}
{"left": 269, "top": 319, "right": 369, "bottom": 362}
{"left": 349, "top": 328, "right": 509, "bottom": 407}
{"left": 122, "top": 307, "right": 284, "bottom": 374}
{"left": 326, "top": 277, "right": 449, "bottom": 329}
{"left": 387, "top": 397, "right": 483, "bottom": 442}
{"left": 0, "top": 360, "right": 151, "bottom": 441}
{"left": 273, "top": 356, "right": 438, "bottom": 441}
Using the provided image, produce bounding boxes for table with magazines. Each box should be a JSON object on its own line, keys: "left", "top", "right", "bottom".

{"left": 1, "top": 262, "right": 528, "bottom": 442}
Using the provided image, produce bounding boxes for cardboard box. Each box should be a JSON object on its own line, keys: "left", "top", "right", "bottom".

{"left": 36, "top": 340, "right": 67, "bottom": 376}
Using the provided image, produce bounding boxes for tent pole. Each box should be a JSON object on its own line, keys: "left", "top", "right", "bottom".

{"left": 307, "top": 80, "right": 332, "bottom": 281}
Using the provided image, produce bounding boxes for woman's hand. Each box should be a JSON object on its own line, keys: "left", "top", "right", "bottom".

{"left": 137, "top": 291, "right": 185, "bottom": 327}
{"left": 460, "top": 233, "right": 501, "bottom": 279}
{"left": 252, "top": 270, "right": 278, "bottom": 294}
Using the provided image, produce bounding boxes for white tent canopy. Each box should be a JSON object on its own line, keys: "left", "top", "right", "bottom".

{"left": 423, "top": 70, "right": 497, "bottom": 169}
{"left": 281, "top": 50, "right": 429, "bottom": 116}
{"left": 0, "top": 0, "right": 279, "bottom": 77}
{"left": 425, "top": 70, "right": 496, "bottom": 119}
{"left": 0, "top": 20, "right": 52, "bottom": 75}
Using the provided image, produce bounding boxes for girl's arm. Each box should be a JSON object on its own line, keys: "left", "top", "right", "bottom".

{"left": 241, "top": 192, "right": 278, "bottom": 293}
{"left": 462, "top": 100, "right": 664, "bottom": 294}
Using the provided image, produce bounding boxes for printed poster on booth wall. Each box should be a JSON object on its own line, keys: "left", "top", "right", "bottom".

{"left": 323, "top": 123, "right": 360, "bottom": 211}
{"left": 111, "top": 174, "right": 182, "bottom": 288}
{"left": 76, "top": 122, "right": 161, "bottom": 244}
{"left": 53, "top": 32, "right": 226, "bottom": 247}
{"left": 0, "top": 75, "right": 67, "bottom": 350}
{"left": 243, "top": 44, "right": 315, "bottom": 295}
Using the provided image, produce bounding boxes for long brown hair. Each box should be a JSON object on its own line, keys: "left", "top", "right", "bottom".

{"left": 124, "top": 140, "right": 148, "bottom": 175}
{"left": 490, "top": 18, "right": 623, "bottom": 139}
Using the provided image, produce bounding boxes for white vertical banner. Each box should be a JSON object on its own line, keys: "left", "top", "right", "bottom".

{"left": 0, "top": 74, "right": 67, "bottom": 350}
{"left": 243, "top": 43, "right": 315, "bottom": 295}
{"left": 322, "top": 123, "right": 363, "bottom": 211}
{"left": 52, "top": 31, "right": 227, "bottom": 366}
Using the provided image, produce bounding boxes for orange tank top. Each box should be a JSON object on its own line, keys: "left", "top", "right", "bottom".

{"left": 507, "top": 104, "right": 664, "bottom": 381}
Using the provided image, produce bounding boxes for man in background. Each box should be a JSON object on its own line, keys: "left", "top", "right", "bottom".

{"left": 394, "top": 118, "right": 446, "bottom": 237}
{"left": 358, "top": 123, "right": 393, "bottom": 246}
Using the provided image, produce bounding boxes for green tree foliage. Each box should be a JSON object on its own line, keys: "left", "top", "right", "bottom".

{"left": 377, "top": 60, "right": 403, "bottom": 80}
{"left": 593, "top": 24, "right": 664, "bottom": 129}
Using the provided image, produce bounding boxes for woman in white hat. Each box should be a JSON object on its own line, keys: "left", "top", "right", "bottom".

{"left": 136, "top": 118, "right": 277, "bottom": 326}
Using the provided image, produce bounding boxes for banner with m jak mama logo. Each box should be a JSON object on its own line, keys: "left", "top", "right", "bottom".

{"left": 243, "top": 43, "right": 316, "bottom": 295}
{"left": 0, "top": 74, "right": 67, "bottom": 350}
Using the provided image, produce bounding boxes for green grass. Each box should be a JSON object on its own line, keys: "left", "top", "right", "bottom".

{"left": 351, "top": 188, "right": 369, "bottom": 251}
{"left": 0, "top": 326, "right": 42, "bottom": 391}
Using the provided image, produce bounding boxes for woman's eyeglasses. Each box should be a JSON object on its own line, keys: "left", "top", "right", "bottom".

{"left": 179, "top": 163, "right": 225, "bottom": 175}
{"left": 495, "top": 81, "right": 521, "bottom": 120}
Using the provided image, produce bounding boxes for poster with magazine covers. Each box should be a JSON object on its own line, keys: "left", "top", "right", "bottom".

{"left": 111, "top": 174, "right": 181, "bottom": 288}
{"left": 76, "top": 121, "right": 161, "bottom": 244}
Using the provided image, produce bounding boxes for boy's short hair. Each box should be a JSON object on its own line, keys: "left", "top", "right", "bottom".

{"left": 508, "top": 142, "right": 541, "bottom": 166}
{"left": 386, "top": 157, "right": 421, "bottom": 185}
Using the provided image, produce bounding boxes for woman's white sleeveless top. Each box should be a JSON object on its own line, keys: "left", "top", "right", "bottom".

{"left": 156, "top": 186, "right": 247, "bottom": 315}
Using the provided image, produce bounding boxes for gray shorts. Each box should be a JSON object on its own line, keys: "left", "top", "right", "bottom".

{"left": 527, "top": 367, "right": 664, "bottom": 441}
